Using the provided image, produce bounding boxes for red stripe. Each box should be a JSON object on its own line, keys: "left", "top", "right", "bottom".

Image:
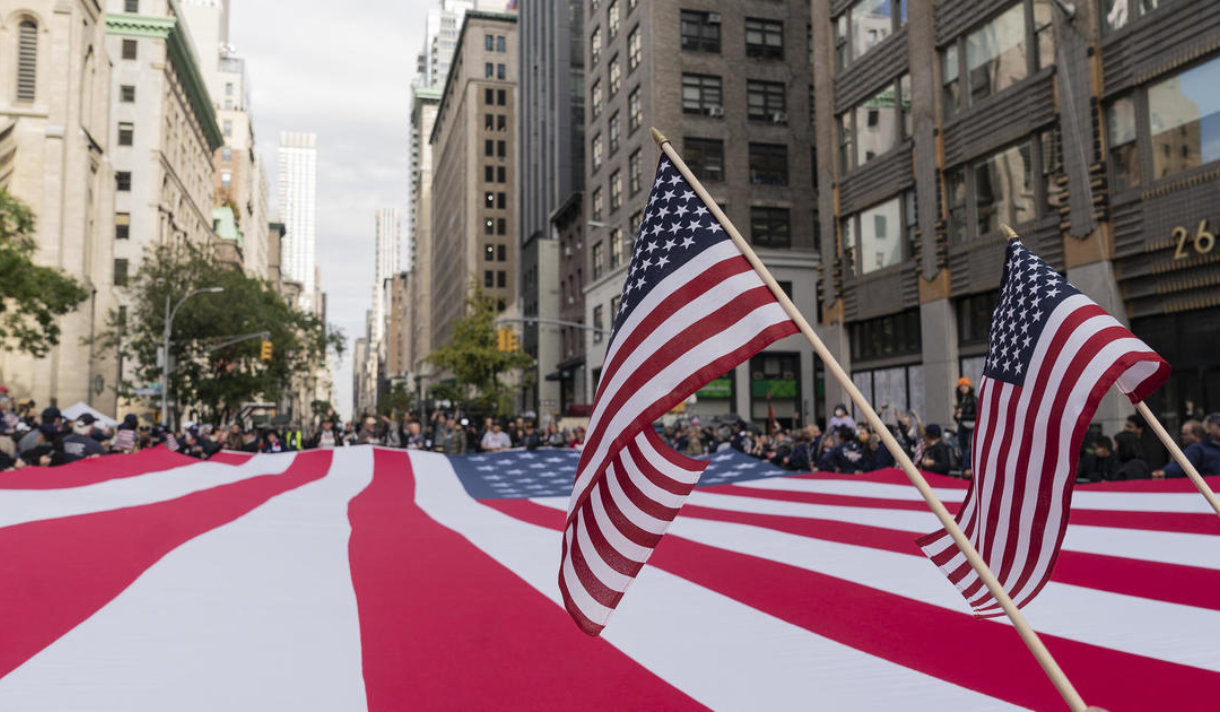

{"left": 567, "top": 512, "right": 626, "bottom": 608}
{"left": 614, "top": 449, "right": 682, "bottom": 522}
{"left": 580, "top": 494, "right": 640, "bottom": 576}
{"left": 0, "top": 448, "right": 195, "bottom": 489}
{"left": 489, "top": 499, "right": 1220, "bottom": 711}
{"left": 625, "top": 436, "right": 697, "bottom": 497}
{"left": 347, "top": 449, "right": 703, "bottom": 710}
{"left": 0, "top": 450, "right": 331, "bottom": 680}
{"left": 207, "top": 450, "right": 256, "bottom": 465}
{"left": 783, "top": 470, "right": 970, "bottom": 488}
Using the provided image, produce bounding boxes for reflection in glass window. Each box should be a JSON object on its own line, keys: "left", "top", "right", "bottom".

{"left": 855, "top": 84, "right": 899, "bottom": 166}
{"left": 974, "top": 141, "right": 1034, "bottom": 236}
{"left": 966, "top": 4, "right": 1027, "bottom": 106}
{"left": 685, "top": 137, "right": 725, "bottom": 182}
{"left": 1107, "top": 96, "right": 1140, "bottom": 191}
{"left": 858, "top": 197, "right": 903, "bottom": 274}
{"left": 1148, "top": 56, "right": 1220, "bottom": 180}
{"left": 1102, "top": 0, "right": 1171, "bottom": 35}
{"left": 942, "top": 45, "right": 960, "bottom": 121}
{"left": 835, "top": 0, "right": 907, "bottom": 71}
{"left": 947, "top": 168, "right": 967, "bottom": 244}
{"left": 682, "top": 74, "right": 722, "bottom": 114}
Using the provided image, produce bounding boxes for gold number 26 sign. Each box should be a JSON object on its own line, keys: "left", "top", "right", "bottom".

{"left": 1173, "top": 221, "right": 1218, "bottom": 260}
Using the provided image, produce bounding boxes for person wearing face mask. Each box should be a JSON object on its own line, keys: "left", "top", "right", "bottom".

{"left": 827, "top": 403, "right": 856, "bottom": 433}
{"left": 858, "top": 424, "right": 894, "bottom": 472}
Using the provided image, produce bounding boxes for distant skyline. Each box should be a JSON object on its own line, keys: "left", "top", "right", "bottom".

{"left": 229, "top": 0, "right": 431, "bottom": 417}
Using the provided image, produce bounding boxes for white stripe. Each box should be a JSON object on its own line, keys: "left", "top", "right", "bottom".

{"left": 588, "top": 480, "right": 652, "bottom": 562}
{"left": 412, "top": 452, "right": 1023, "bottom": 711}
{"left": 604, "top": 461, "right": 669, "bottom": 535}
{"left": 569, "top": 302, "right": 789, "bottom": 516}
{"left": 635, "top": 430, "right": 703, "bottom": 485}
{"left": 574, "top": 509, "right": 633, "bottom": 593}
{"left": 0, "top": 447, "right": 371, "bottom": 712}
{"left": 1115, "top": 358, "right": 1162, "bottom": 396}
{"left": 0, "top": 453, "right": 294, "bottom": 529}
{"left": 561, "top": 522, "right": 614, "bottom": 625}
{"left": 619, "top": 444, "right": 688, "bottom": 510}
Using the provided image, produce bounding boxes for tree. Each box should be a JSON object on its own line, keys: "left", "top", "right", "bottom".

{"left": 377, "top": 383, "right": 413, "bottom": 417}
{"left": 92, "top": 239, "right": 344, "bottom": 424}
{"left": 427, "top": 285, "right": 533, "bottom": 417}
{"left": 0, "top": 190, "right": 89, "bottom": 356}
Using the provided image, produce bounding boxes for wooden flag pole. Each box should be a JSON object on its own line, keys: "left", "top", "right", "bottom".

{"left": 1137, "top": 400, "right": 1220, "bottom": 518}
{"left": 651, "top": 129, "right": 1089, "bottom": 712}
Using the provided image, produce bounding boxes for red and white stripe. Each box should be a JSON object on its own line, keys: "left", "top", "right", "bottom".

{"left": 2, "top": 448, "right": 1218, "bottom": 709}
{"left": 918, "top": 295, "right": 1170, "bottom": 617}
{"left": 561, "top": 239, "right": 796, "bottom": 635}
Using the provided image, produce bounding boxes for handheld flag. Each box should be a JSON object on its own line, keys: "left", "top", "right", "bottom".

{"left": 917, "top": 238, "right": 1170, "bottom": 616}
{"left": 559, "top": 156, "right": 798, "bottom": 635}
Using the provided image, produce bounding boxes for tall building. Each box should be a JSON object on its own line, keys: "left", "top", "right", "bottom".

{"left": 278, "top": 131, "right": 318, "bottom": 311}
{"left": 518, "top": 0, "right": 585, "bottom": 420}
{"left": 408, "top": 87, "right": 441, "bottom": 382}
{"left": 372, "top": 208, "right": 401, "bottom": 342}
{"left": 0, "top": 0, "right": 117, "bottom": 413}
{"left": 583, "top": 0, "right": 821, "bottom": 428}
{"left": 806, "top": 0, "right": 1220, "bottom": 435}
{"left": 384, "top": 271, "right": 412, "bottom": 388}
{"left": 430, "top": 11, "right": 519, "bottom": 349}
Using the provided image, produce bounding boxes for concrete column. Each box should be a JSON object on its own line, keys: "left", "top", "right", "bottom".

{"left": 920, "top": 298, "right": 959, "bottom": 427}
{"left": 734, "top": 362, "right": 750, "bottom": 421}
{"left": 818, "top": 321, "right": 851, "bottom": 421}
{"left": 1068, "top": 259, "right": 1132, "bottom": 436}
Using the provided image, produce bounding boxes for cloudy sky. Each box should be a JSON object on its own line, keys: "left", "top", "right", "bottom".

{"left": 229, "top": 0, "right": 431, "bottom": 417}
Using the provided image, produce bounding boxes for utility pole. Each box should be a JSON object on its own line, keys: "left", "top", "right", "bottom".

{"left": 162, "top": 287, "right": 224, "bottom": 430}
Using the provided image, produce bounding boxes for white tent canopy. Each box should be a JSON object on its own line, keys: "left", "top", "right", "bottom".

{"left": 59, "top": 402, "right": 119, "bottom": 429}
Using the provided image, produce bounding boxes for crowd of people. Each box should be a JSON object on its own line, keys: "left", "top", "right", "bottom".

{"left": 3, "top": 383, "right": 1218, "bottom": 482}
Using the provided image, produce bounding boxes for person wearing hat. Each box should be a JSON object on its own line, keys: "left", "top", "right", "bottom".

{"left": 53, "top": 415, "right": 106, "bottom": 464}
{"left": 920, "top": 424, "right": 951, "bottom": 475}
{"left": 18, "top": 407, "right": 62, "bottom": 456}
{"left": 954, "top": 377, "right": 978, "bottom": 477}
{"left": 313, "top": 417, "right": 340, "bottom": 449}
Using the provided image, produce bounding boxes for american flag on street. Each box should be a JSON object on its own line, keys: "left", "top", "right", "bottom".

{"left": 918, "top": 239, "right": 1171, "bottom": 616}
{"left": 1, "top": 446, "right": 1218, "bottom": 710}
{"left": 560, "top": 156, "right": 799, "bottom": 635}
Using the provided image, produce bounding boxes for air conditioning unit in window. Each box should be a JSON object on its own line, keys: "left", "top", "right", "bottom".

{"left": 707, "top": 105, "right": 725, "bottom": 118}
{"left": 593, "top": 156, "right": 602, "bottom": 169}
{"left": 708, "top": 12, "right": 721, "bottom": 24}
{"left": 771, "top": 111, "right": 788, "bottom": 124}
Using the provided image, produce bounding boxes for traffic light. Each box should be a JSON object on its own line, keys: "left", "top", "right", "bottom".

{"left": 260, "top": 339, "right": 273, "bottom": 361}
{"left": 506, "top": 330, "right": 519, "bottom": 352}
{"left": 497, "top": 327, "right": 509, "bottom": 351}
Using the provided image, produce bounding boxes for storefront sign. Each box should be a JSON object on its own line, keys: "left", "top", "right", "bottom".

{"left": 696, "top": 378, "right": 733, "bottom": 399}
{"left": 751, "top": 379, "right": 797, "bottom": 399}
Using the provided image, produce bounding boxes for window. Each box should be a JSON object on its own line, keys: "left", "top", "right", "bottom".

{"left": 630, "top": 210, "right": 643, "bottom": 238}
{"left": 485, "top": 63, "right": 494, "bottom": 78}
{"left": 607, "top": 0, "right": 620, "bottom": 38}
{"left": 225, "top": 82, "right": 233, "bottom": 97}
{"left": 835, "top": 0, "right": 907, "bottom": 71}
{"left": 485, "top": 270, "right": 495, "bottom": 288}
{"left": 629, "top": 148, "right": 642, "bottom": 194}
{"left": 497, "top": 114, "right": 506, "bottom": 131}
{"left": 485, "top": 165, "right": 495, "bottom": 182}
{"left": 593, "top": 305, "right": 605, "bottom": 343}
{"left": 485, "top": 87, "right": 495, "bottom": 105}
{"left": 747, "top": 80, "right": 786, "bottom": 122}
{"left": 627, "top": 25, "right": 641, "bottom": 72}
{"left": 610, "top": 227, "right": 623, "bottom": 268}
{"left": 485, "top": 191, "right": 496, "bottom": 208}
{"left": 610, "top": 170, "right": 623, "bottom": 211}
{"left": 498, "top": 244, "right": 507, "bottom": 261}
{"left": 16, "top": 20, "right": 37, "bottom": 102}
{"left": 485, "top": 35, "right": 494, "bottom": 51}
{"left": 120, "top": 85, "right": 135, "bottom": 102}
{"left": 590, "top": 78, "right": 602, "bottom": 117}
{"left": 843, "top": 195, "right": 905, "bottom": 274}
{"left": 591, "top": 27, "right": 601, "bottom": 64}
{"left": 957, "top": 291, "right": 1000, "bottom": 346}
{"left": 497, "top": 192, "right": 507, "bottom": 209}
{"left": 681, "top": 10, "right": 721, "bottom": 53}
{"left": 118, "top": 122, "right": 134, "bottom": 146}
{"left": 749, "top": 143, "right": 788, "bottom": 185}
{"left": 485, "top": 139, "right": 494, "bottom": 157}
{"left": 946, "top": 168, "right": 967, "bottom": 243}
{"left": 609, "top": 55, "right": 621, "bottom": 95}
{"left": 124, "top": 0, "right": 138, "bottom": 11}
{"left": 745, "top": 18, "right": 784, "bottom": 60}
{"left": 485, "top": 113, "right": 494, "bottom": 131}
{"left": 498, "top": 218, "right": 507, "bottom": 235}
{"left": 592, "top": 187, "right": 604, "bottom": 221}
{"left": 628, "top": 86, "right": 642, "bottom": 132}
{"left": 497, "top": 271, "right": 507, "bottom": 288}
{"left": 684, "top": 137, "right": 724, "bottom": 182}
{"left": 591, "top": 133, "right": 604, "bottom": 170}
{"left": 751, "top": 207, "right": 791, "bottom": 248}
{"left": 1149, "top": 56, "right": 1220, "bottom": 181}
{"left": 682, "top": 74, "right": 722, "bottom": 114}
{"left": 941, "top": 2, "right": 1053, "bottom": 119}
{"left": 121, "top": 39, "right": 138, "bottom": 61}
{"left": 1107, "top": 96, "right": 1139, "bottom": 191}
{"left": 116, "top": 171, "right": 131, "bottom": 191}
{"left": 850, "top": 309, "right": 922, "bottom": 362}
{"left": 497, "top": 36, "right": 506, "bottom": 53}
{"left": 1103, "top": 0, "right": 1170, "bottom": 33}
{"left": 498, "top": 165, "right": 507, "bottom": 183}
{"left": 497, "top": 64, "right": 506, "bottom": 80}
{"left": 974, "top": 141, "right": 1034, "bottom": 236}
{"left": 497, "top": 89, "right": 506, "bottom": 105}
{"left": 485, "top": 218, "right": 495, "bottom": 235}
{"left": 114, "top": 259, "right": 129, "bottom": 287}
{"left": 609, "top": 111, "right": 621, "bottom": 154}
{"left": 221, "top": 171, "right": 231, "bottom": 189}
{"left": 593, "top": 241, "right": 605, "bottom": 279}
{"left": 223, "top": 120, "right": 232, "bottom": 137}
{"left": 115, "top": 213, "right": 130, "bottom": 240}
{"left": 838, "top": 74, "right": 910, "bottom": 170}
{"left": 497, "top": 140, "right": 506, "bottom": 157}
{"left": 222, "top": 146, "right": 232, "bottom": 162}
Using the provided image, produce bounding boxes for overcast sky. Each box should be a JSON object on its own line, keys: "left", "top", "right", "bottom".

{"left": 229, "top": 0, "right": 431, "bottom": 418}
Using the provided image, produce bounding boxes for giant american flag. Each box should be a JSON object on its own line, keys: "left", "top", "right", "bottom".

{"left": 560, "top": 156, "right": 799, "bottom": 635}
{"left": 918, "top": 239, "right": 1171, "bottom": 617}
{"left": 1, "top": 445, "right": 1218, "bottom": 709}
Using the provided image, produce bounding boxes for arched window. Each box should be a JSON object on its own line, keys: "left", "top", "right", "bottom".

{"left": 16, "top": 19, "right": 37, "bottom": 102}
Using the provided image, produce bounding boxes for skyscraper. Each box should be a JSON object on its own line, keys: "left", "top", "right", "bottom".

{"left": 278, "top": 131, "right": 318, "bottom": 311}
{"left": 372, "top": 208, "right": 401, "bottom": 342}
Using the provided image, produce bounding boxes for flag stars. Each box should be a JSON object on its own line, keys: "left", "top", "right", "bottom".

{"left": 681, "top": 236, "right": 696, "bottom": 249}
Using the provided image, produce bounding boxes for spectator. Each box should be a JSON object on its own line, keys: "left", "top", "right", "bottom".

{"left": 920, "top": 424, "right": 951, "bottom": 475}
{"left": 53, "top": 415, "right": 105, "bottom": 464}
{"left": 404, "top": 420, "right": 426, "bottom": 449}
{"left": 1125, "top": 413, "right": 1166, "bottom": 470}
{"left": 954, "top": 378, "right": 978, "bottom": 476}
{"left": 521, "top": 421, "right": 542, "bottom": 450}
{"left": 1156, "top": 414, "right": 1220, "bottom": 478}
{"left": 827, "top": 403, "right": 856, "bottom": 433}
{"left": 314, "top": 417, "right": 341, "bottom": 449}
{"left": 261, "top": 430, "right": 285, "bottom": 454}
{"left": 858, "top": 424, "right": 895, "bottom": 472}
{"left": 817, "top": 426, "right": 864, "bottom": 473}
{"left": 19, "top": 407, "right": 62, "bottom": 456}
{"left": 441, "top": 415, "right": 468, "bottom": 455}
{"left": 1113, "top": 430, "right": 1150, "bottom": 480}
{"left": 480, "top": 421, "right": 512, "bottom": 451}
{"left": 1079, "top": 435, "right": 1119, "bottom": 482}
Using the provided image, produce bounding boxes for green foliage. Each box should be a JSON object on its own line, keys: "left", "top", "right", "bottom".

{"left": 91, "top": 239, "right": 345, "bottom": 424}
{"left": 426, "top": 285, "right": 532, "bottom": 417}
{"left": 0, "top": 190, "right": 89, "bottom": 356}
{"left": 377, "top": 383, "right": 413, "bottom": 417}
{"left": 311, "top": 399, "right": 337, "bottom": 422}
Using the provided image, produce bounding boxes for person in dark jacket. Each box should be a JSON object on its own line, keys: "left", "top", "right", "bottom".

{"left": 53, "top": 416, "right": 106, "bottom": 464}
{"left": 920, "top": 424, "right": 951, "bottom": 475}
{"left": 816, "top": 426, "right": 866, "bottom": 473}
{"left": 858, "top": 424, "right": 895, "bottom": 472}
{"left": 1078, "top": 435, "right": 1119, "bottom": 482}
{"left": 1112, "top": 431, "right": 1150, "bottom": 480}
{"left": 1124, "top": 414, "right": 1166, "bottom": 471}
{"left": 954, "top": 378, "right": 978, "bottom": 476}
{"left": 1156, "top": 414, "right": 1220, "bottom": 478}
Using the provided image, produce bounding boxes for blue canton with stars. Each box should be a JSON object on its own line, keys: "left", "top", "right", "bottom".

{"left": 449, "top": 448, "right": 790, "bottom": 500}
{"left": 984, "top": 240, "right": 1078, "bottom": 386}
{"left": 608, "top": 157, "right": 732, "bottom": 346}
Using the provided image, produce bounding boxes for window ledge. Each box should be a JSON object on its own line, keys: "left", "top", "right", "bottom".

{"left": 940, "top": 67, "right": 1055, "bottom": 130}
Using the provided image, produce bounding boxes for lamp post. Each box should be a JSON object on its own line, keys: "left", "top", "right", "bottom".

{"left": 161, "top": 287, "right": 224, "bottom": 430}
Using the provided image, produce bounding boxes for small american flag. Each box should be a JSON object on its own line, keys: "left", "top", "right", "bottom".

{"left": 165, "top": 433, "right": 179, "bottom": 452}
{"left": 917, "top": 239, "right": 1169, "bottom": 616}
{"left": 113, "top": 429, "right": 135, "bottom": 452}
{"left": 559, "top": 156, "right": 798, "bottom": 635}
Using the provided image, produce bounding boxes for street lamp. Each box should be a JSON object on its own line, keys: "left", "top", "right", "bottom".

{"left": 162, "top": 286, "right": 224, "bottom": 429}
